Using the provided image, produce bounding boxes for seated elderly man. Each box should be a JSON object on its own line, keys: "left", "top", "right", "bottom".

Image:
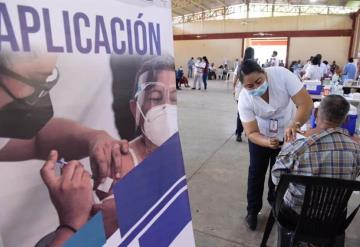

{"left": 272, "top": 95, "right": 360, "bottom": 218}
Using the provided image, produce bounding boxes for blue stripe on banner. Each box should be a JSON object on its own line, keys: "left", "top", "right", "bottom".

{"left": 118, "top": 180, "right": 187, "bottom": 247}
{"left": 139, "top": 190, "right": 192, "bottom": 247}
{"left": 113, "top": 133, "right": 186, "bottom": 235}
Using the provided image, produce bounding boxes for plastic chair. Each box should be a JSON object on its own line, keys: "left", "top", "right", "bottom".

{"left": 260, "top": 174, "right": 360, "bottom": 247}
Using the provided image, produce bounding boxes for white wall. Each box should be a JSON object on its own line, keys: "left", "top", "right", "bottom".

{"left": 174, "top": 39, "right": 243, "bottom": 73}
{"left": 288, "top": 36, "right": 351, "bottom": 67}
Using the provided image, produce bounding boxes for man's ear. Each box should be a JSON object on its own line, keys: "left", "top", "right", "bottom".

{"left": 341, "top": 115, "right": 349, "bottom": 125}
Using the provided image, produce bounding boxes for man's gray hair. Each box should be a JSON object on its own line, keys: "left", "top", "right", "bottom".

{"left": 319, "top": 95, "right": 350, "bottom": 125}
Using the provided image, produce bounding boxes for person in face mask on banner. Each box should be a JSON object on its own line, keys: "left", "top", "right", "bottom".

{"left": 0, "top": 51, "right": 130, "bottom": 187}
{"left": 86, "top": 55, "right": 178, "bottom": 239}
{"left": 237, "top": 59, "right": 313, "bottom": 230}
{"left": 128, "top": 55, "right": 178, "bottom": 166}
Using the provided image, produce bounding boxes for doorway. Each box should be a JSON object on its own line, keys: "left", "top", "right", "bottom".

{"left": 244, "top": 37, "right": 288, "bottom": 67}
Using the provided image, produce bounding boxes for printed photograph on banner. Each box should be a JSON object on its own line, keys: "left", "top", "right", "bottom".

{"left": 0, "top": 0, "right": 194, "bottom": 246}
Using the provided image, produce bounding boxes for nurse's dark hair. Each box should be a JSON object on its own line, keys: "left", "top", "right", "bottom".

{"left": 239, "top": 59, "right": 264, "bottom": 83}
{"left": 311, "top": 56, "right": 321, "bottom": 66}
{"left": 319, "top": 95, "right": 349, "bottom": 125}
{"left": 243, "top": 47, "right": 255, "bottom": 61}
{"left": 132, "top": 54, "right": 175, "bottom": 98}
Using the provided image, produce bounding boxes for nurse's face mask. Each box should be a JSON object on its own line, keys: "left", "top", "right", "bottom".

{"left": 0, "top": 66, "right": 58, "bottom": 139}
{"left": 135, "top": 81, "right": 178, "bottom": 147}
{"left": 243, "top": 73, "right": 268, "bottom": 97}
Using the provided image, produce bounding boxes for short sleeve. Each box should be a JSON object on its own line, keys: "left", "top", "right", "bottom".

{"left": 281, "top": 67, "right": 304, "bottom": 97}
{"left": 303, "top": 66, "right": 311, "bottom": 79}
{"left": 238, "top": 91, "right": 256, "bottom": 123}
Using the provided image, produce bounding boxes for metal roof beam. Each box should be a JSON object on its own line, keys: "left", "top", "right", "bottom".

{"left": 190, "top": 0, "right": 211, "bottom": 11}
{"left": 212, "top": 0, "right": 227, "bottom": 7}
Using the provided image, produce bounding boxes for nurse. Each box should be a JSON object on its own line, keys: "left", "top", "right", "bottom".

{"left": 237, "top": 60, "right": 313, "bottom": 230}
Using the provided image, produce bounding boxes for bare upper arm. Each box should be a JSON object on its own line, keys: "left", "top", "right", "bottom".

{"left": 291, "top": 87, "right": 313, "bottom": 109}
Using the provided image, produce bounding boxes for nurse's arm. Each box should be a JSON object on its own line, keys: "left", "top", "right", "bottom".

{"left": 243, "top": 120, "right": 271, "bottom": 148}
{"left": 290, "top": 88, "right": 313, "bottom": 128}
{"left": 0, "top": 118, "right": 108, "bottom": 161}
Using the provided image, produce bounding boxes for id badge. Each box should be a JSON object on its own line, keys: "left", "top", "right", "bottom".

{"left": 269, "top": 119, "right": 278, "bottom": 134}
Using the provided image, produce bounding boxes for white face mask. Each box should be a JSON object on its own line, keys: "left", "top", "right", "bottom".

{"left": 136, "top": 103, "right": 178, "bottom": 147}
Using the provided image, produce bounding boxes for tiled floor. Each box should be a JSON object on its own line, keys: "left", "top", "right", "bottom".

{"left": 177, "top": 79, "right": 360, "bottom": 247}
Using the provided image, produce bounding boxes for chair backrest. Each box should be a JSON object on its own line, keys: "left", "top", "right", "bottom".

{"left": 275, "top": 174, "right": 360, "bottom": 243}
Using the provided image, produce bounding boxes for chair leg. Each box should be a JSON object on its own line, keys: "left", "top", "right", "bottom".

{"left": 261, "top": 211, "right": 275, "bottom": 247}
{"left": 332, "top": 234, "right": 345, "bottom": 247}
{"left": 277, "top": 225, "right": 293, "bottom": 247}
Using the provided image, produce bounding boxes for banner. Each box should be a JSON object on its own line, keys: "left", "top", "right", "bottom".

{"left": 0, "top": 0, "right": 195, "bottom": 246}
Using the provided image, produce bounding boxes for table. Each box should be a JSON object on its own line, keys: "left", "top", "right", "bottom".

{"left": 310, "top": 94, "right": 360, "bottom": 104}
{"left": 343, "top": 85, "right": 360, "bottom": 89}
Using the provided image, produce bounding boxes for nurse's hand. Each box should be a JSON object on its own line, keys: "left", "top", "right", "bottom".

{"left": 41, "top": 150, "right": 93, "bottom": 230}
{"left": 284, "top": 126, "right": 297, "bottom": 143}
{"left": 268, "top": 138, "right": 280, "bottom": 149}
{"left": 88, "top": 132, "right": 129, "bottom": 185}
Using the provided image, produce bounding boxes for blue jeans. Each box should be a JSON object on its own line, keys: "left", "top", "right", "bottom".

{"left": 202, "top": 73, "right": 208, "bottom": 89}
{"left": 188, "top": 66, "right": 193, "bottom": 78}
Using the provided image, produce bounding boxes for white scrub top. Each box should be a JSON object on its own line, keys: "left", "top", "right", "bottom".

{"left": 304, "top": 64, "right": 323, "bottom": 81}
{"left": 238, "top": 66, "right": 303, "bottom": 140}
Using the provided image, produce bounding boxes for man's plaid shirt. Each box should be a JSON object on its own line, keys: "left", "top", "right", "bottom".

{"left": 272, "top": 128, "right": 360, "bottom": 214}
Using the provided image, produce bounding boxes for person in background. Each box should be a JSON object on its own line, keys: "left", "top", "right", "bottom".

{"left": 302, "top": 56, "right": 323, "bottom": 81}
{"left": 279, "top": 60, "right": 285, "bottom": 67}
{"left": 192, "top": 57, "right": 205, "bottom": 90}
{"left": 330, "top": 60, "right": 337, "bottom": 75}
{"left": 202, "top": 56, "right": 209, "bottom": 90}
{"left": 323, "top": 60, "right": 330, "bottom": 76}
{"left": 176, "top": 66, "right": 184, "bottom": 90}
{"left": 332, "top": 65, "right": 342, "bottom": 84}
{"left": 356, "top": 59, "right": 360, "bottom": 80}
{"left": 301, "top": 56, "right": 313, "bottom": 76}
{"left": 223, "top": 64, "right": 229, "bottom": 80}
{"left": 269, "top": 51, "right": 279, "bottom": 67}
{"left": 289, "top": 61, "right": 297, "bottom": 72}
{"left": 234, "top": 58, "right": 240, "bottom": 71}
{"left": 237, "top": 60, "right": 313, "bottom": 230}
{"left": 316, "top": 54, "right": 328, "bottom": 78}
{"left": 272, "top": 95, "right": 360, "bottom": 219}
{"left": 232, "top": 47, "right": 255, "bottom": 142}
{"left": 187, "top": 57, "right": 194, "bottom": 78}
{"left": 343, "top": 57, "right": 357, "bottom": 81}
{"left": 208, "top": 62, "right": 217, "bottom": 80}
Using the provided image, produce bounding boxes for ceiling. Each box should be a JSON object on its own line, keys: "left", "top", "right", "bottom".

{"left": 172, "top": 0, "right": 353, "bottom": 17}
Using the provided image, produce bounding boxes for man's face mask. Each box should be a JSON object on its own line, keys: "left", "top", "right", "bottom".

{"left": 0, "top": 66, "right": 58, "bottom": 139}
{"left": 135, "top": 82, "right": 178, "bottom": 147}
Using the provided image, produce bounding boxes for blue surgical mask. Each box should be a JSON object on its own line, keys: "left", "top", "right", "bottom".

{"left": 247, "top": 81, "right": 268, "bottom": 97}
